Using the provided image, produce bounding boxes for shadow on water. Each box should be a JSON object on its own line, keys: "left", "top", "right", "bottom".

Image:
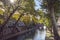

{"left": 17, "top": 29, "right": 46, "bottom": 40}
{"left": 7, "top": 24, "right": 46, "bottom": 40}
{"left": 7, "top": 29, "right": 46, "bottom": 40}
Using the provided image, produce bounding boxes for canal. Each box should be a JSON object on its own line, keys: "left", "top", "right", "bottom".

{"left": 6, "top": 23, "right": 46, "bottom": 40}
{"left": 7, "top": 29, "right": 46, "bottom": 40}
{"left": 17, "top": 26, "right": 46, "bottom": 40}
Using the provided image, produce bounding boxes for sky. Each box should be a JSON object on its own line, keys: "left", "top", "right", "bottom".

{"left": 34, "top": 0, "right": 42, "bottom": 10}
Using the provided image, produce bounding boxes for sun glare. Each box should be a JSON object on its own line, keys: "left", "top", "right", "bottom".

{"left": 10, "top": 0, "right": 14, "bottom": 3}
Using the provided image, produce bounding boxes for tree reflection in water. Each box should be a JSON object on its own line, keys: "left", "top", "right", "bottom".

{"left": 17, "top": 26, "right": 46, "bottom": 40}
{"left": 33, "top": 26, "right": 46, "bottom": 40}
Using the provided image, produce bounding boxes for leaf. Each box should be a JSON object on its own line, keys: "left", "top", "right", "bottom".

{"left": 0, "top": 9, "right": 4, "bottom": 15}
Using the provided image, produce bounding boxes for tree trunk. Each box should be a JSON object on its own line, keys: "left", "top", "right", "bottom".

{"left": 49, "top": 7, "right": 60, "bottom": 40}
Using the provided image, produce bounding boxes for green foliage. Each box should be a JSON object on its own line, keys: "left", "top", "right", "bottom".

{"left": 40, "top": 0, "right": 60, "bottom": 27}
{"left": 12, "top": 14, "right": 20, "bottom": 20}
{"left": 0, "top": 19, "right": 4, "bottom": 24}
{"left": 32, "top": 15, "right": 38, "bottom": 23}
{"left": 0, "top": 9, "right": 4, "bottom": 15}
{"left": 0, "top": 0, "right": 52, "bottom": 27}
{"left": 42, "top": 0, "right": 60, "bottom": 16}
{"left": 37, "top": 10, "right": 51, "bottom": 27}
{"left": 21, "top": 14, "right": 31, "bottom": 25}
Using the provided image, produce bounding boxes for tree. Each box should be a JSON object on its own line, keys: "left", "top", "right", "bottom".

{"left": 41, "top": 0, "right": 60, "bottom": 40}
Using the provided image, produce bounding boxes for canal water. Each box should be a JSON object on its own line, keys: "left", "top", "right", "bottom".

{"left": 17, "top": 26, "right": 46, "bottom": 40}
{"left": 33, "top": 29, "right": 46, "bottom": 40}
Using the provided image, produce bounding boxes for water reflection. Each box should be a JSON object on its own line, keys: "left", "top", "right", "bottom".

{"left": 17, "top": 26, "right": 46, "bottom": 40}
{"left": 33, "top": 29, "right": 46, "bottom": 40}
